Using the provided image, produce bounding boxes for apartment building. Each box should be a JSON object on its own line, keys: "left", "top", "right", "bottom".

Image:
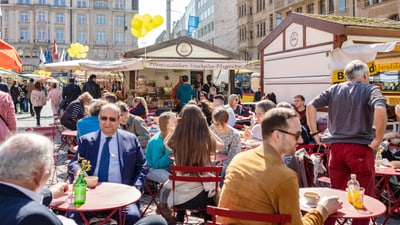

{"left": 237, "top": 0, "right": 399, "bottom": 61}
{"left": 0, "top": 0, "right": 139, "bottom": 71}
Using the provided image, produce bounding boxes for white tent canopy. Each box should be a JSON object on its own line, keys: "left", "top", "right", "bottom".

{"left": 40, "top": 59, "right": 143, "bottom": 72}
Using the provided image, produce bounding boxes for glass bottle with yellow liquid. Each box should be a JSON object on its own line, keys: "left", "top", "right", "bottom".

{"left": 347, "top": 174, "right": 363, "bottom": 208}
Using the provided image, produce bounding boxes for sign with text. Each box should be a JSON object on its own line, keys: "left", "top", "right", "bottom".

{"left": 331, "top": 61, "right": 400, "bottom": 83}
{"left": 143, "top": 60, "right": 247, "bottom": 70}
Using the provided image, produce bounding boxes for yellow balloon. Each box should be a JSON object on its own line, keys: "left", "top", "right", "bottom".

{"left": 152, "top": 15, "right": 164, "bottom": 28}
{"left": 141, "top": 26, "right": 148, "bottom": 37}
{"left": 131, "top": 27, "right": 143, "bottom": 38}
{"left": 131, "top": 17, "right": 142, "bottom": 31}
{"left": 67, "top": 48, "right": 76, "bottom": 58}
{"left": 142, "top": 14, "right": 152, "bottom": 24}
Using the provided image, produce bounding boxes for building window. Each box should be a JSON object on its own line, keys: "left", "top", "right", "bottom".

{"left": 115, "top": 16, "right": 124, "bottom": 26}
{"left": 19, "top": 11, "right": 29, "bottom": 22}
{"left": 38, "top": 11, "right": 46, "bottom": 22}
{"left": 77, "top": 32, "right": 87, "bottom": 43}
{"left": 338, "top": 0, "right": 346, "bottom": 12}
{"left": 77, "top": 14, "right": 86, "bottom": 24}
{"left": 115, "top": 32, "right": 124, "bottom": 45}
{"left": 364, "top": 0, "right": 373, "bottom": 6}
{"left": 132, "top": 0, "right": 138, "bottom": 11}
{"left": 328, "top": 0, "right": 334, "bottom": 13}
{"left": 54, "top": 0, "right": 59, "bottom": 6}
{"left": 55, "top": 30, "right": 64, "bottom": 41}
{"left": 319, "top": 0, "right": 326, "bottom": 14}
{"left": 77, "top": 0, "right": 87, "bottom": 8}
{"left": 37, "top": 28, "right": 45, "bottom": 41}
{"left": 39, "top": 0, "right": 45, "bottom": 5}
{"left": 96, "top": 15, "right": 106, "bottom": 24}
{"left": 56, "top": 13, "right": 64, "bottom": 24}
{"left": 114, "top": 0, "right": 124, "bottom": 9}
{"left": 94, "top": 0, "right": 107, "bottom": 9}
{"left": 296, "top": 7, "right": 302, "bottom": 13}
{"left": 276, "top": 13, "right": 282, "bottom": 26}
{"left": 60, "top": 0, "right": 65, "bottom": 6}
{"left": 96, "top": 31, "right": 107, "bottom": 43}
{"left": 269, "top": 14, "right": 273, "bottom": 31}
{"left": 20, "top": 29, "right": 29, "bottom": 40}
{"left": 307, "top": 3, "right": 314, "bottom": 13}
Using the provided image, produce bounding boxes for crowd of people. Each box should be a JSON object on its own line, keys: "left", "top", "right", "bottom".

{"left": 0, "top": 59, "right": 399, "bottom": 225}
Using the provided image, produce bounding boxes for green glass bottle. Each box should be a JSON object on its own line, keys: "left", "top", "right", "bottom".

{"left": 74, "top": 173, "right": 87, "bottom": 205}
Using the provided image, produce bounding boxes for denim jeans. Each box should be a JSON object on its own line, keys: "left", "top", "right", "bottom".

{"left": 147, "top": 168, "right": 171, "bottom": 204}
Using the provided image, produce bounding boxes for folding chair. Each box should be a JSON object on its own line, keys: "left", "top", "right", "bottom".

{"left": 25, "top": 126, "right": 59, "bottom": 183}
{"left": 141, "top": 179, "right": 164, "bottom": 216}
{"left": 206, "top": 206, "right": 291, "bottom": 225}
{"left": 169, "top": 165, "right": 223, "bottom": 223}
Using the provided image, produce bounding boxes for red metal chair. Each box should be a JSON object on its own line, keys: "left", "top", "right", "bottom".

{"left": 25, "top": 126, "right": 59, "bottom": 183}
{"left": 206, "top": 205, "right": 291, "bottom": 225}
{"left": 169, "top": 165, "right": 223, "bottom": 223}
{"left": 141, "top": 179, "right": 164, "bottom": 217}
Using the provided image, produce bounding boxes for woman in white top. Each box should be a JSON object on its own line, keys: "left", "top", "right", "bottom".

{"left": 30, "top": 81, "right": 46, "bottom": 126}
{"left": 47, "top": 83, "right": 62, "bottom": 116}
{"left": 244, "top": 99, "right": 276, "bottom": 141}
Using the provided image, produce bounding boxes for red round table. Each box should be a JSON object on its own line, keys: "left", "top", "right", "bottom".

{"left": 374, "top": 165, "right": 400, "bottom": 225}
{"left": 58, "top": 130, "right": 78, "bottom": 152}
{"left": 50, "top": 182, "right": 141, "bottom": 225}
{"left": 300, "top": 187, "right": 386, "bottom": 225}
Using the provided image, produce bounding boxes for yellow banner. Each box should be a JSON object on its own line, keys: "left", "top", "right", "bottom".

{"left": 331, "top": 61, "right": 400, "bottom": 83}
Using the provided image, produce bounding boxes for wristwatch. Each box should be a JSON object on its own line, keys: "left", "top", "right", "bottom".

{"left": 310, "top": 131, "right": 319, "bottom": 136}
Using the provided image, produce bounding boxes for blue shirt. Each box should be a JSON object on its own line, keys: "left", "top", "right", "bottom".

{"left": 145, "top": 132, "right": 173, "bottom": 170}
{"left": 76, "top": 116, "right": 100, "bottom": 140}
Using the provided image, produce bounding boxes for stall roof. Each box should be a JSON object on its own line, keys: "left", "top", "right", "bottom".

{"left": 40, "top": 59, "right": 143, "bottom": 72}
{"left": 259, "top": 13, "right": 400, "bottom": 51}
{"left": 124, "top": 36, "right": 240, "bottom": 60}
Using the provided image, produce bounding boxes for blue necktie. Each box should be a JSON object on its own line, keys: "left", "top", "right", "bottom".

{"left": 98, "top": 137, "right": 112, "bottom": 182}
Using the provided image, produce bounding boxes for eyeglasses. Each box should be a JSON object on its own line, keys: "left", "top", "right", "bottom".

{"left": 100, "top": 116, "right": 118, "bottom": 122}
{"left": 272, "top": 129, "right": 302, "bottom": 141}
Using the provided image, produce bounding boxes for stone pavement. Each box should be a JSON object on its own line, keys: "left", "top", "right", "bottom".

{"left": 15, "top": 103, "right": 398, "bottom": 225}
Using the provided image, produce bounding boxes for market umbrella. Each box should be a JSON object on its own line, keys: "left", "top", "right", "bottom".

{"left": 0, "top": 39, "right": 22, "bottom": 72}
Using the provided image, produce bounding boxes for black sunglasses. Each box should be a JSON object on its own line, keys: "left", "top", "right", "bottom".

{"left": 100, "top": 116, "right": 118, "bottom": 122}
{"left": 272, "top": 129, "right": 302, "bottom": 140}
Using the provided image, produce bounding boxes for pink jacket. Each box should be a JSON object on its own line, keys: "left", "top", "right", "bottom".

{"left": 0, "top": 92, "right": 17, "bottom": 142}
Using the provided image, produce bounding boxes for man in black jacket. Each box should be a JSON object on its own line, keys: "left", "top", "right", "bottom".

{"left": 82, "top": 74, "right": 101, "bottom": 99}
{"left": 62, "top": 78, "right": 81, "bottom": 111}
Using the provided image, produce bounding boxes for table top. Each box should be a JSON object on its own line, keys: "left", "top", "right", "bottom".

{"left": 50, "top": 182, "right": 141, "bottom": 212}
{"left": 62, "top": 130, "right": 78, "bottom": 137}
{"left": 375, "top": 165, "right": 400, "bottom": 176}
{"left": 300, "top": 187, "right": 386, "bottom": 219}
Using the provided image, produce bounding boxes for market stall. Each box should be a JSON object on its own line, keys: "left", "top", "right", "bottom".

{"left": 122, "top": 36, "right": 251, "bottom": 111}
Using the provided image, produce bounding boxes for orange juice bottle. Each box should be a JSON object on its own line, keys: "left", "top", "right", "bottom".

{"left": 347, "top": 174, "right": 360, "bottom": 205}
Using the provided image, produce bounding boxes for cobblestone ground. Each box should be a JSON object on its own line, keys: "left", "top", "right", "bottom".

{"left": 15, "top": 103, "right": 398, "bottom": 225}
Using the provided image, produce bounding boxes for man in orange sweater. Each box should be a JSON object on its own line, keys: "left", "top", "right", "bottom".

{"left": 218, "top": 107, "right": 342, "bottom": 225}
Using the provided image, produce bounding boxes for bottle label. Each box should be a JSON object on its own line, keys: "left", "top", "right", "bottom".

{"left": 74, "top": 183, "right": 87, "bottom": 204}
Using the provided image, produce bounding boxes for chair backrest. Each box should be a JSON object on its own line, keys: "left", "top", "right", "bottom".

{"left": 25, "top": 126, "right": 57, "bottom": 142}
{"left": 169, "top": 165, "right": 223, "bottom": 205}
{"left": 206, "top": 206, "right": 291, "bottom": 225}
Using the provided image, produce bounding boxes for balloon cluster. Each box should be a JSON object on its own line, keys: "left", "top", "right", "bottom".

{"left": 131, "top": 14, "right": 164, "bottom": 38}
{"left": 67, "top": 43, "right": 89, "bottom": 59}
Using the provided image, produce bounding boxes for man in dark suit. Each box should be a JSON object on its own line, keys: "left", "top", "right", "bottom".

{"left": 0, "top": 133, "right": 65, "bottom": 225}
{"left": 69, "top": 103, "right": 147, "bottom": 225}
